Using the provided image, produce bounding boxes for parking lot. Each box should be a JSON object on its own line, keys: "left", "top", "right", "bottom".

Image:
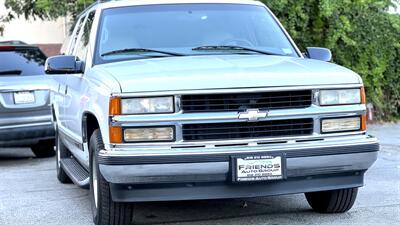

{"left": 0, "top": 123, "right": 399, "bottom": 225}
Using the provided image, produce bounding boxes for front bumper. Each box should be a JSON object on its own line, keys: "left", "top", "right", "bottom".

{"left": 98, "top": 135, "right": 379, "bottom": 202}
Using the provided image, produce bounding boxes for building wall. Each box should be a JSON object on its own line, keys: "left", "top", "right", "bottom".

{"left": 0, "top": 0, "right": 67, "bottom": 55}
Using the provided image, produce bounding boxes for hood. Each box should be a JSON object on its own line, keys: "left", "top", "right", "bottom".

{"left": 94, "top": 55, "right": 362, "bottom": 93}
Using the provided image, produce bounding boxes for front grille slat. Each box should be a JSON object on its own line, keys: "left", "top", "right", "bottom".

{"left": 185, "top": 128, "right": 313, "bottom": 137}
{"left": 182, "top": 119, "right": 314, "bottom": 141}
{"left": 181, "top": 90, "right": 312, "bottom": 113}
{"left": 182, "top": 99, "right": 311, "bottom": 107}
{"left": 181, "top": 94, "right": 312, "bottom": 102}
{"left": 183, "top": 122, "right": 314, "bottom": 131}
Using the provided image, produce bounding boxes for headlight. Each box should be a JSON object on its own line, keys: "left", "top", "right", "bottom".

{"left": 121, "top": 97, "right": 174, "bottom": 114}
{"left": 321, "top": 117, "right": 362, "bottom": 133}
{"left": 124, "top": 127, "right": 175, "bottom": 142}
{"left": 319, "top": 89, "right": 361, "bottom": 106}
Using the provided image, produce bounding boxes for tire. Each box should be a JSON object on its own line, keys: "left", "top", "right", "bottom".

{"left": 305, "top": 188, "right": 358, "bottom": 213}
{"left": 90, "top": 129, "right": 134, "bottom": 225}
{"left": 31, "top": 139, "right": 56, "bottom": 158}
{"left": 55, "top": 131, "right": 72, "bottom": 183}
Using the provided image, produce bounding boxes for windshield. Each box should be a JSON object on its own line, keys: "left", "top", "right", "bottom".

{"left": 0, "top": 48, "right": 46, "bottom": 76}
{"left": 95, "top": 4, "right": 299, "bottom": 64}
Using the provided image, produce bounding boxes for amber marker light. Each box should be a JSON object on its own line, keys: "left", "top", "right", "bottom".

{"left": 109, "top": 97, "right": 121, "bottom": 116}
{"left": 361, "top": 114, "right": 367, "bottom": 132}
{"left": 360, "top": 87, "right": 367, "bottom": 131}
{"left": 109, "top": 126, "right": 123, "bottom": 143}
{"left": 360, "top": 87, "right": 366, "bottom": 105}
{"left": 109, "top": 97, "right": 122, "bottom": 143}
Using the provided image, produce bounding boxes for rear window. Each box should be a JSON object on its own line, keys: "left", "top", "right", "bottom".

{"left": 0, "top": 47, "right": 47, "bottom": 76}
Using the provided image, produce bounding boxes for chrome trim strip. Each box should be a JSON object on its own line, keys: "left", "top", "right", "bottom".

{"left": 109, "top": 131, "right": 367, "bottom": 148}
{"left": 100, "top": 135, "right": 378, "bottom": 157}
{"left": 0, "top": 115, "right": 52, "bottom": 126}
{"left": 0, "top": 121, "right": 52, "bottom": 130}
{"left": 111, "top": 84, "right": 362, "bottom": 97}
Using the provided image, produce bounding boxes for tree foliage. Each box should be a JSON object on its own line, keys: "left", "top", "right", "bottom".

{"left": 264, "top": 0, "right": 400, "bottom": 120}
{"left": 3, "top": 0, "right": 400, "bottom": 120}
{"left": 4, "top": 0, "right": 95, "bottom": 21}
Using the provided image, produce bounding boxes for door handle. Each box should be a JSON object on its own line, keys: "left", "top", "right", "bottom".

{"left": 65, "top": 86, "right": 68, "bottom": 95}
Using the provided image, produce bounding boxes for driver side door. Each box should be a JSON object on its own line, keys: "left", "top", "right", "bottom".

{"left": 64, "top": 11, "right": 96, "bottom": 167}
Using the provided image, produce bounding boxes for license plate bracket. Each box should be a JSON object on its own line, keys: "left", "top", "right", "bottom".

{"left": 13, "top": 91, "right": 35, "bottom": 104}
{"left": 231, "top": 154, "right": 287, "bottom": 183}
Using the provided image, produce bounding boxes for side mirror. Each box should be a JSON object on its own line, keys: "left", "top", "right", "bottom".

{"left": 305, "top": 47, "right": 332, "bottom": 62}
{"left": 45, "top": 55, "right": 84, "bottom": 74}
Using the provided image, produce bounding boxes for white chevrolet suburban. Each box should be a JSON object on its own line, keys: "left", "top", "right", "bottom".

{"left": 46, "top": 1, "right": 379, "bottom": 225}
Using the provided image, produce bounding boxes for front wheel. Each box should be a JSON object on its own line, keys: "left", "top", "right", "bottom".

{"left": 90, "top": 129, "right": 134, "bottom": 225}
{"left": 305, "top": 188, "right": 358, "bottom": 213}
{"left": 31, "top": 140, "right": 55, "bottom": 158}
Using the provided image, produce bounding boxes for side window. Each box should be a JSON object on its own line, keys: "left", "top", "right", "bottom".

{"left": 75, "top": 11, "right": 96, "bottom": 61}
{"left": 67, "top": 16, "right": 86, "bottom": 55}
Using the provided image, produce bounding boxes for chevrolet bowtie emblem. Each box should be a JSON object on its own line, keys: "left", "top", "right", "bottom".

{"left": 238, "top": 109, "right": 268, "bottom": 121}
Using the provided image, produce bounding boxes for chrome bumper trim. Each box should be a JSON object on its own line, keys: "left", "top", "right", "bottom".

{"left": 99, "top": 135, "right": 378, "bottom": 160}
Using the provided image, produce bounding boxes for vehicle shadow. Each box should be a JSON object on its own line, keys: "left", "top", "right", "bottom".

{"left": 0, "top": 147, "right": 49, "bottom": 166}
{"left": 132, "top": 195, "right": 311, "bottom": 225}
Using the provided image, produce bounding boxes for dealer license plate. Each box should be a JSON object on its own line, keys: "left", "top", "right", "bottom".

{"left": 233, "top": 155, "right": 286, "bottom": 182}
{"left": 14, "top": 91, "right": 35, "bottom": 104}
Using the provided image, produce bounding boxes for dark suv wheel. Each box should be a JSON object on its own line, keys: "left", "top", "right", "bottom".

{"left": 305, "top": 188, "right": 358, "bottom": 213}
{"left": 31, "top": 140, "right": 55, "bottom": 158}
{"left": 90, "top": 129, "right": 134, "bottom": 225}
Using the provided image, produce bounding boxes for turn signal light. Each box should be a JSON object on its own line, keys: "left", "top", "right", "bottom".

{"left": 361, "top": 87, "right": 366, "bottom": 105}
{"left": 109, "top": 97, "right": 121, "bottom": 116}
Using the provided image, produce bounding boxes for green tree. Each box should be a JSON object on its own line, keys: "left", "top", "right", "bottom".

{"left": 4, "top": 0, "right": 95, "bottom": 21}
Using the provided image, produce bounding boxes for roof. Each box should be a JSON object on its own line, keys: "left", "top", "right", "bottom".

{"left": 98, "top": 0, "right": 265, "bottom": 10}
{"left": 77, "top": 0, "right": 265, "bottom": 18}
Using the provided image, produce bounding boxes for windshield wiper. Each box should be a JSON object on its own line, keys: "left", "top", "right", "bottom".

{"left": 192, "top": 45, "right": 282, "bottom": 56}
{"left": 0, "top": 70, "right": 22, "bottom": 75}
{"left": 101, "top": 48, "right": 185, "bottom": 57}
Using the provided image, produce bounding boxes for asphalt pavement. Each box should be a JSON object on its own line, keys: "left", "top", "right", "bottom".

{"left": 0, "top": 123, "right": 399, "bottom": 225}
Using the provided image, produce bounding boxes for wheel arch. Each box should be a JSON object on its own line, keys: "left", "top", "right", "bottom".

{"left": 82, "top": 111, "right": 101, "bottom": 146}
